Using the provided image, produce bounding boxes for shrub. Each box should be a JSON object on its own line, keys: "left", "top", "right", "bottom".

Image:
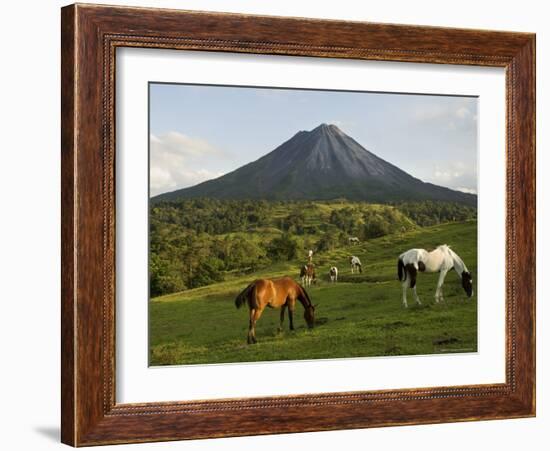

{"left": 267, "top": 233, "right": 298, "bottom": 261}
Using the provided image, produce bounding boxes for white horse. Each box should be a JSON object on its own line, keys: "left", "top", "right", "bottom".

{"left": 329, "top": 266, "right": 338, "bottom": 283}
{"left": 348, "top": 237, "right": 360, "bottom": 245}
{"left": 397, "top": 244, "right": 473, "bottom": 307}
{"left": 350, "top": 256, "right": 362, "bottom": 274}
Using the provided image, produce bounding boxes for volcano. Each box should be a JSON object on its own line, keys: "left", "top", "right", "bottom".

{"left": 153, "top": 124, "right": 476, "bottom": 205}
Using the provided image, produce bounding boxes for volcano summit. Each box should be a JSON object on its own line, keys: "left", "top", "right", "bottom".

{"left": 153, "top": 124, "right": 476, "bottom": 206}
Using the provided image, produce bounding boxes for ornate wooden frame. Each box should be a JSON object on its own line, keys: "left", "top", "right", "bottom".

{"left": 61, "top": 3, "right": 536, "bottom": 446}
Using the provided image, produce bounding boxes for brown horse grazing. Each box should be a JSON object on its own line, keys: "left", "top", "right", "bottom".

{"left": 235, "top": 277, "right": 315, "bottom": 344}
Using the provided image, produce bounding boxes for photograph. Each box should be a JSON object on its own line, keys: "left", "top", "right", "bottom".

{"left": 148, "top": 83, "right": 478, "bottom": 366}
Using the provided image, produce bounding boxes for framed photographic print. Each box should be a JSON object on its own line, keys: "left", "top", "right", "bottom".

{"left": 61, "top": 3, "right": 535, "bottom": 446}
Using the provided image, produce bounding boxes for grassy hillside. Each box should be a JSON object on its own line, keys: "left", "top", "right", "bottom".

{"left": 149, "top": 220, "right": 477, "bottom": 365}
{"left": 149, "top": 199, "right": 475, "bottom": 296}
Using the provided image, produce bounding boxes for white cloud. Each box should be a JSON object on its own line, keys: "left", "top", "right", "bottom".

{"left": 455, "top": 106, "right": 471, "bottom": 119}
{"left": 413, "top": 104, "right": 449, "bottom": 122}
{"left": 325, "top": 120, "right": 356, "bottom": 132}
{"left": 150, "top": 132, "right": 226, "bottom": 196}
{"left": 428, "top": 161, "right": 477, "bottom": 194}
{"left": 151, "top": 131, "right": 221, "bottom": 158}
{"left": 455, "top": 187, "right": 477, "bottom": 194}
{"left": 433, "top": 161, "right": 468, "bottom": 179}
{"left": 412, "top": 101, "right": 477, "bottom": 128}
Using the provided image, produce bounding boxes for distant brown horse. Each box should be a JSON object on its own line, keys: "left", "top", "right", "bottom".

{"left": 300, "top": 264, "right": 316, "bottom": 286}
{"left": 235, "top": 277, "right": 315, "bottom": 344}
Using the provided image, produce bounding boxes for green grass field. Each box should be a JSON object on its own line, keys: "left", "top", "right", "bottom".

{"left": 149, "top": 220, "right": 477, "bottom": 365}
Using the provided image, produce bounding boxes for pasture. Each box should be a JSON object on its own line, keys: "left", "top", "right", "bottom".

{"left": 149, "top": 220, "right": 477, "bottom": 366}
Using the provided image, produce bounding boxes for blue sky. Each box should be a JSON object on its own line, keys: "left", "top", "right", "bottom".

{"left": 149, "top": 83, "right": 478, "bottom": 197}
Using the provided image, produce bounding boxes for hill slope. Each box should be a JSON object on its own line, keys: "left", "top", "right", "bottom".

{"left": 153, "top": 124, "right": 476, "bottom": 205}
{"left": 150, "top": 220, "right": 478, "bottom": 365}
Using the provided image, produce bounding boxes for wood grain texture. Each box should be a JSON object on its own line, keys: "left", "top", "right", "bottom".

{"left": 60, "top": 3, "right": 536, "bottom": 446}
{"left": 60, "top": 5, "right": 76, "bottom": 446}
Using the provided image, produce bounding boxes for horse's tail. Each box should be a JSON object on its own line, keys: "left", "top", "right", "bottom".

{"left": 397, "top": 258, "right": 405, "bottom": 281}
{"left": 235, "top": 282, "right": 255, "bottom": 309}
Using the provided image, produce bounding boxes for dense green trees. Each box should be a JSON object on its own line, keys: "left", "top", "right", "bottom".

{"left": 149, "top": 252, "right": 186, "bottom": 297}
{"left": 316, "top": 228, "right": 348, "bottom": 252}
{"left": 281, "top": 210, "right": 307, "bottom": 234}
{"left": 329, "top": 207, "right": 362, "bottom": 235}
{"left": 267, "top": 233, "right": 298, "bottom": 261}
{"left": 221, "top": 236, "right": 266, "bottom": 271}
{"left": 329, "top": 204, "right": 417, "bottom": 239}
{"left": 149, "top": 198, "right": 477, "bottom": 296}
{"left": 393, "top": 201, "right": 477, "bottom": 227}
{"left": 150, "top": 198, "right": 270, "bottom": 234}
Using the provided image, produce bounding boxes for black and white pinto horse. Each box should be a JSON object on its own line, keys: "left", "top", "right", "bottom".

{"left": 329, "top": 266, "right": 338, "bottom": 283}
{"left": 348, "top": 237, "right": 360, "bottom": 245}
{"left": 300, "top": 264, "right": 316, "bottom": 286}
{"left": 350, "top": 256, "right": 362, "bottom": 274}
{"left": 397, "top": 244, "right": 473, "bottom": 307}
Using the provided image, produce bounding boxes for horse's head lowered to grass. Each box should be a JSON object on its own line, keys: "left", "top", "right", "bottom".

{"left": 461, "top": 271, "right": 473, "bottom": 298}
{"left": 304, "top": 304, "right": 316, "bottom": 329}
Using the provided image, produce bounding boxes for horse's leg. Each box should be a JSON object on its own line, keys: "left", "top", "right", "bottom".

{"left": 247, "top": 308, "right": 256, "bottom": 344}
{"left": 402, "top": 278, "right": 409, "bottom": 308}
{"left": 278, "top": 305, "right": 286, "bottom": 333}
{"left": 248, "top": 307, "right": 264, "bottom": 344}
{"left": 435, "top": 270, "right": 448, "bottom": 303}
{"left": 413, "top": 285, "right": 422, "bottom": 305}
{"left": 288, "top": 299, "right": 296, "bottom": 331}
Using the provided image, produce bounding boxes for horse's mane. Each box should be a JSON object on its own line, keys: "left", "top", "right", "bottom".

{"left": 297, "top": 283, "right": 313, "bottom": 308}
{"left": 447, "top": 246, "right": 469, "bottom": 272}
